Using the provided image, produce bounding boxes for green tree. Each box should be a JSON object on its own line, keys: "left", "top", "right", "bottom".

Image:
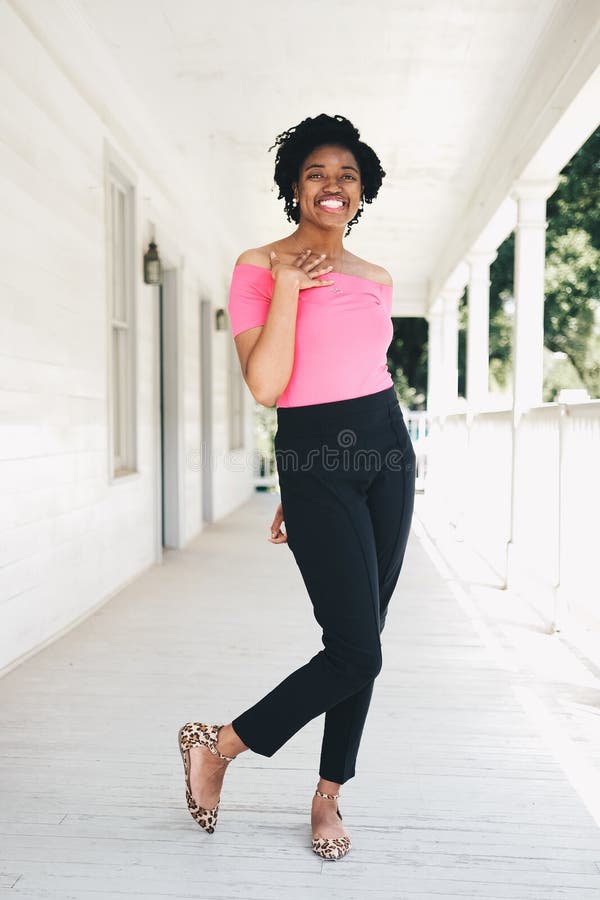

{"left": 391, "top": 126, "right": 600, "bottom": 406}
{"left": 471, "top": 126, "right": 600, "bottom": 400}
{"left": 488, "top": 234, "right": 515, "bottom": 393}
{"left": 544, "top": 228, "right": 600, "bottom": 390}
{"left": 387, "top": 317, "right": 428, "bottom": 409}
{"left": 547, "top": 127, "right": 600, "bottom": 247}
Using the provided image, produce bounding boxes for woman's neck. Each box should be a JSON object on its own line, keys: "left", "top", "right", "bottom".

{"left": 291, "top": 226, "right": 345, "bottom": 260}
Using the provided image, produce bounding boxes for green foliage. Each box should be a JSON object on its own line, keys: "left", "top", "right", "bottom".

{"left": 543, "top": 346, "right": 588, "bottom": 401}
{"left": 488, "top": 234, "right": 515, "bottom": 392}
{"left": 387, "top": 317, "right": 428, "bottom": 409}
{"left": 390, "top": 126, "right": 600, "bottom": 406}
{"left": 468, "top": 126, "right": 600, "bottom": 401}
{"left": 458, "top": 287, "right": 467, "bottom": 397}
{"left": 582, "top": 331, "right": 600, "bottom": 398}
{"left": 544, "top": 228, "right": 600, "bottom": 391}
{"left": 547, "top": 128, "right": 600, "bottom": 248}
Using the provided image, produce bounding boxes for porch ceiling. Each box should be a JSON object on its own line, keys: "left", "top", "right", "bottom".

{"left": 78, "top": 0, "right": 598, "bottom": 315}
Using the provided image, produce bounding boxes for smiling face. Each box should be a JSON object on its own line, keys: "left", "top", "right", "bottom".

{"left": 292, "top": 144, "right": 363, "bottom": 229}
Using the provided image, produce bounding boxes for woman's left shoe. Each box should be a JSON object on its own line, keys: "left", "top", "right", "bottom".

{"left": 311, "top": 788, "right": 352, "bottom": 860}
{"left": 177, "top": 722, "right": 237, "bottom": 834}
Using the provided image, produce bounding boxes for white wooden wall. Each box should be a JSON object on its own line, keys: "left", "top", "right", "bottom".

{"left": 0, "top": 2, "right": 255, "bottom": 674}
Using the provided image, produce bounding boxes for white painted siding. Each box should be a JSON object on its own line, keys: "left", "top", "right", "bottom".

{"left": 0, "top": 2, "right": 254, "bottom": 673}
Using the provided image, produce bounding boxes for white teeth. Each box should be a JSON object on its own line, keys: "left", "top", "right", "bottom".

{"left": 319, "top": 200, "right": 344, "bottom": 208}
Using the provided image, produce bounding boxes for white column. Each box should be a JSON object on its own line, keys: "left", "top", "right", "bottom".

{"left": 426, "top": 310, "right": 444, "bottom": 414}
{"left": 510, "top": 178, "right": 559, "bottom": 415}
{"left": 465, "top": 250, "right": 497, "bottom": 412}
{"left": 506, "top": 176, "right": 560, "bottom": 592}
{"left": 440, "top": 287, "right": 462, "bottom": 413}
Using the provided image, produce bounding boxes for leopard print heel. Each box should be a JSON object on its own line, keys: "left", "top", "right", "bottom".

{"left": 177, "top": 722, "right": 236, "bottom": 833}
{"left": 311, "top": 788, "right": 352, "bottom": 860}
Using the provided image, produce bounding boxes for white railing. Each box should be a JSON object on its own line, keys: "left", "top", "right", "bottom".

{"left": 253, "top": 448, "right": 278, "bottom": 492}
{"left": 403, "top": 411, "right": 431, "bottom": 491}
{"left": 255, "top": 408, "right": 433, "bottom": 494}
{"left": 513, "top": 405, "right": 561, "bottom": 592}
{"left": 422, "top": 400, "right": 600, "bottom": 631}
{"left": 557, "top": 402, "right": 600, "bottom": 629}
{"left": 465, "top": 410, "right": 513, "bottom": 574}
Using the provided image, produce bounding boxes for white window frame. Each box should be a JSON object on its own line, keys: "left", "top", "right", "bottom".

{"left": 105, "top": 151, "right": 138, "bottom": 480}
{"left": 228, "top": 329, "right": 245, "bottom": 451}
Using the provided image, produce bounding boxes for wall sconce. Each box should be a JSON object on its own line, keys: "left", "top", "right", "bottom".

{"left": 143, "top": 240, "right": 163, "bottom": 285}
{"left": 215, "top": 308, "right": 227, "bottom": 331}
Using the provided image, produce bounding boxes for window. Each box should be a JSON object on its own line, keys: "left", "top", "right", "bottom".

{"left": 106, "top": 161, "right": 137, "bottom": 477}
{"left": 228, "top": 330, "right": 245, "bottom": 450}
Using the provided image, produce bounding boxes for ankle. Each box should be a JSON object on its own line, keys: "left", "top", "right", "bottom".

{"left": 216, "top": 723, "right": 249, "bottom": 757}
{"left": 316, "top": 778, "right": 341, "bottom": 796}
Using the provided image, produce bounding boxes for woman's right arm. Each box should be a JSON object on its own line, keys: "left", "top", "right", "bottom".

{"left": 235, "top": 267, "right": 302, "bottom": 407}
{"left": 232, "top": 249, "right": 334, "bottom": 407}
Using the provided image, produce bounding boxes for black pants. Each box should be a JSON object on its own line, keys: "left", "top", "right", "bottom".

{"left": 232, "top": 386, "right": 416, "bottom": 784}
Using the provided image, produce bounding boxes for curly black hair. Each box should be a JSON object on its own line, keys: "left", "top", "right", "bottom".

{"left": 268, "top": 113, "right": 386, "bottom": 237}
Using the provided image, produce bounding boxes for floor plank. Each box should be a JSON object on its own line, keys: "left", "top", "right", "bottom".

{"left": 1, "top": 493, "right": 600, "bottom": 899}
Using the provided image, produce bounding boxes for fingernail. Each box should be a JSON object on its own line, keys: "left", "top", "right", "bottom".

{"left": 269, "top": 251, "right": 274, "bottom": 257}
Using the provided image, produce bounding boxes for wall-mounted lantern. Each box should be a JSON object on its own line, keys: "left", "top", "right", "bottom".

{"left": 215, "top": 308, "right": 228, "bottom": 331}
{"left": 143, "top": 240, "right": 163, "bottom": 285}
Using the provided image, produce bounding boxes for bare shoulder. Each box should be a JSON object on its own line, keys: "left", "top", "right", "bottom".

{"left": 347, "top": 253, "right": 393, "bottom": 287}
{"left": 234, "top": 245, "right": 272, "bottom": 269}
{"left": 367, "top": 263, "right": 393, "bottom": 287}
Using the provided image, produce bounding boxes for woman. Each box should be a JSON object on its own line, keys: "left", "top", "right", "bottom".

{"left": 178, "top": 113, "right": 416, "bottom": 860}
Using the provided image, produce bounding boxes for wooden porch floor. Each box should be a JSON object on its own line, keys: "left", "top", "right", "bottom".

{"left": 1, "top": 492, "right": 600, "bottom": 900}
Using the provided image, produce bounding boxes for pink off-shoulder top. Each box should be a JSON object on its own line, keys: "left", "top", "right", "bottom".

{"left": 227, "top": 263, "right": 394, "bottom": 408}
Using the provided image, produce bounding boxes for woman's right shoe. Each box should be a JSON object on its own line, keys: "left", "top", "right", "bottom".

{"left": 311, "top": 788, "right": 352, "bottom": 860}
{"left": 177, "top": 722, "right": 236, "bottom": 833}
